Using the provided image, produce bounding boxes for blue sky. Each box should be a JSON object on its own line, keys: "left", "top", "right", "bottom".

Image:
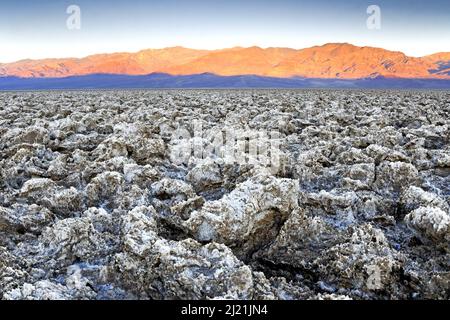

{"left": 1, "top": 0, "right": 449, "bottom": 62}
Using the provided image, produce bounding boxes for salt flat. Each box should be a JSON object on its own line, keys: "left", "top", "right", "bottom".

{"left": 0, "top": 90, "right": 449, "bottom": 300}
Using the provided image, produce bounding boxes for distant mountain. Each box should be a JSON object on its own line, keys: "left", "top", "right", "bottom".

{"left": 1, "top": 43, "right": 449, "bottom": 80}
{"left": 424, "top": 52, "right": 450, "bottom": 76}
{"left": 165, "top": 44, "right": 446, "bottom": 79}
{"left": 0, "top": 47, "right": 211, "bottom": 78}
{"left": 1, "top": 73, "right": 450, "bottom": 90}
{"left": 163, "top": 47, "right": 299, "bottom": 77}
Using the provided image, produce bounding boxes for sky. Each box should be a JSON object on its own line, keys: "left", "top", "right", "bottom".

{"left": 0, "top": 0, "right": 449, "bottom": 63}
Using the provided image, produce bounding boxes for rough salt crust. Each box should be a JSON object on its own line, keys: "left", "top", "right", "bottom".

{"left": 0, "top": 90, "right": 449, "bottom": 300}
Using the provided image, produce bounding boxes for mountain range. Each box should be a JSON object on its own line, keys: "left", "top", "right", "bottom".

{"left": 2, "top": 43, "right": 450, "bottom": 80}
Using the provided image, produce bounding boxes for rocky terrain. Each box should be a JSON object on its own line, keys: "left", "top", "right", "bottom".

{"left": 0, "top": 89, "right": 449, "bottom": 300}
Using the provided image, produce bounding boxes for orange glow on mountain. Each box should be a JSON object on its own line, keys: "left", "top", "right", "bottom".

{"left": 1, "top": 43, "right": 449, "bottom": 79}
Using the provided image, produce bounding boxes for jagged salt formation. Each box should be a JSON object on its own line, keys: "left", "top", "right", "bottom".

{"left": 0, "top": 90, "right": 449, "bottom": 300}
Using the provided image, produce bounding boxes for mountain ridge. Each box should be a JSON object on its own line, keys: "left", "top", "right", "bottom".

{"left": 1, "top": 43, "right": 449, "bottom": 80}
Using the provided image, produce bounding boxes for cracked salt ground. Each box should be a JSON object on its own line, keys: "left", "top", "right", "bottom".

{"left": 0, "top": 90, "right": 449, "bottom": 300}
